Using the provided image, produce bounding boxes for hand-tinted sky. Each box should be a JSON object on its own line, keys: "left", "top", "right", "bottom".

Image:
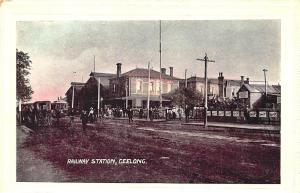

{"left": 17, "top": 20, "right": 280, "bottom": 102}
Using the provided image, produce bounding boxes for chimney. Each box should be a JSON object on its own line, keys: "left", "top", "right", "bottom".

{"left": 116, "top": 63, "right": 122, "bottom": 78}
{"left": 161, "top": 68, "right": 166, "bottom": 75}
{"left": 245, "top": 77, "right": 249, "bottom": 84}
{"left": 240, "top": 76, "right": 244, "bottom": 85}
{"left": 218, "top": 72, "right": 224, "bottom": 97}
{"left": 169, "top": 67, "right": 173, "bottom": 77}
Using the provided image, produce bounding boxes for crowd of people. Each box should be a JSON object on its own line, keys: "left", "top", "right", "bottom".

{"left": 18, "top": 105, "right": 62, "bottom": 128}
{"left": 18, "top": 98, "right": 251, "bottom": 132}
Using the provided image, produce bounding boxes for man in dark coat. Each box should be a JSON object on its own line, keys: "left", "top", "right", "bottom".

{"left": 185, "top": 106, "right": 190, "bottom": 123}
{"left": 127, "top": 107, "right": 133, "bottom": 123}
{"left": 149, "top": 108, "right": 153, "bottom": 121}
{"left": 80, "top": 110, "right": 88, "bottom": 133}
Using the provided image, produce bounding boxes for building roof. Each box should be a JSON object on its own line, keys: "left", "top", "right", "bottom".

{"left": 121, "top": 68, "right": 181, "bottom": 80}
{"left": 225, "top": 79, "right": 241, "bottom": 87}
{"left": 66, "top": 82, "right": 85, "bottom": 95}
{"left": 186, "top": 76, "right": 242, "bottom": 86}
{"left": 187, "top": 76, "right": 220, "bottom": 84}
{"left": 70, "top": 82, "right": 85, "bottom": 86}
{"left": 89, "top": 72, "right": 116, "bottom": 77}
{"left": 242, "top": 84, "right": 281, "bottom": 94}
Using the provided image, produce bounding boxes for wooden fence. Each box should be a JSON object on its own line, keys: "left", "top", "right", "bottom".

{"left": 207, "top": 110, "right": 280, "bottom": 125}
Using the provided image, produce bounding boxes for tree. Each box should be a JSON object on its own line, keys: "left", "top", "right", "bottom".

{"left": 163, "top": 87, "right": 204, "bottom": 107}
{"left": 16, "top": 49, "right": 33, "bottom": 102}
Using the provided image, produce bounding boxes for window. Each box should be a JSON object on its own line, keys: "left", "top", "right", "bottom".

{"left": 113, "top": 84, "right": 116, "bottom": 93}
{"left": 167, "top": 83, "right": 171, "bottom": 92}
{"left": 150, "top": 82, "right": 154, "bottom": 92}
{"left": 136, "top": 79, "right": 142, "bottom": 93}
{"left": 232, "top": 88, "right": 236, "bottom": 97}
{"left": 156, "top": 82, "right": 160, "bottom": 93}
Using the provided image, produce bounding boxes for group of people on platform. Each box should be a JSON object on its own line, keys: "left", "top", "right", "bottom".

{"left": 18, "top": 104, "right": 198, "bottom": 131}
{"left": 76, "top": 105, "right": 195, "bottom": 124}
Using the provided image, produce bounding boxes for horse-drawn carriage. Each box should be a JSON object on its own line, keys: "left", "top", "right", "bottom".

{"left": 21, "top": 100, "right": 68, "bottom": 128}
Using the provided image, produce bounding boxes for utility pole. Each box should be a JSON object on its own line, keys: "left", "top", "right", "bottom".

{"left": 71, "top": 71, "right": 76, "bottom": 109}
{"left": 147, "top": 62, "right": 151, "bottom": 121}
{"left": 197, "top": 53, "right": 215, "bottom": 128}
{"left": 125, "top": 78, "right": 128, "bottom": 109}
{"left": 18, "top": 100, "right": 22, "bottom": 125}
{"left": 94, "top": 56, "right": 101, "bottom": 117}
{"left": 159, "top": 20, "right": 163, "bottom": 109}
{"left": 93, "top": 55, "right": 96, "bottom": 72}
{"left": 71, "top": 84, "right": 75, "bottom": 109}
{"left": 185, "top": 69, "right": 187, "bottom": 88}
{"left": 263, "top": 68, "right": 268, "bottom": 106}
{"left": 263, "top": 69, "right": 268, "bottom": 96}
{"left": 97, "top": 77, "right": 101, "bottom": 117}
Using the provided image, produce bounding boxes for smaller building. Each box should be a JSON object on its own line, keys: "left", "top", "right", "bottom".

{"left": 237, "top": 84, "right": 281, "bottom": 109}
{"left": 65, "top": 82, "right": 85, "bottom": 109}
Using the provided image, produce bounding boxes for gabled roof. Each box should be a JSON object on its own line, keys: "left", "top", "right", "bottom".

{"left": 242, "top": 84, "right": 281, "bottom": 94}
{"left": 121, "top": 68, "right": 181, "bottom": 80}
{"left": 89, "top": 72, "right": 116, "bottom": 77}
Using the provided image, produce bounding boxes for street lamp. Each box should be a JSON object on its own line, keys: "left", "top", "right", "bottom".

{"left": 197, "top": 53, "right": 215, "bottom": 128}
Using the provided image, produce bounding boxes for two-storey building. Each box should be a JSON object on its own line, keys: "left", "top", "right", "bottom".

{"left": 109, "top": 63, "right": 181, "bottom": 108}
{"left": 180, "top": 72, "right": 243, "bottom": 99}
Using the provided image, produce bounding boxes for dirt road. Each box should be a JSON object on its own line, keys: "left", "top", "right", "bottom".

{"left": 17, "top": 119, "right": 280, "bottom": 183}
{"left": 17, "top": 126, "right": 72, "bottom": 182}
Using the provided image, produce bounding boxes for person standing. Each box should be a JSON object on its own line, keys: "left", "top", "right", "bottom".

{"left": 127, "top": 107, "right": 133, "bottom": 123}
{"left": 172, "top": 108, "right": 176, "bottom": 120}
{"left": 149, "top": 108, "right": 153, "bottom": 121}
{"left": 80, "top": 109, "right": 88, "bottom": 133}
{"left": 69, "top": 108, "right": 75, "bottom": 129}
{"left": 185, "top": 106, "right": 190, "bottom": 123}
{"left": 165, "top": 108, "right": 168, "bottom": 121}
{"left": 139, "top": 108, "right": 143, "bottom": 119}
{"left": 177, "top": 107, "right": 182, "bottom": 121}
{"left": 88, "top": 107, "right": 94, "bottom": 123}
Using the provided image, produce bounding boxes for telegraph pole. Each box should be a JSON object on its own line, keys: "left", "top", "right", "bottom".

{"left": 147, "top": 62, "right": 151, "bottom": 121}
{"left": 159, "top": 20, "right": 163, "bottom": 109}
{"left": 125, "top": 78, "right": 128, "bottom": 109}
{"left": 263, "top": 68, "right": 268, "bottom": 107}
{"left": 185, "top": 69, "right": 187, "bottom": 88}
{"left": 94, "top": 56, "right": 101, "bottom": 117}
{"left": 97, "top": 77, "right": 101, "bottom": 117}
{"left": 263, "top": 69, "right": 268, "bottom": 96}
{"left": 71, "top": 71, "right": 76, "bottom": 109}
{"left": 93, "top": 55, "right": 96, "bottom": 72}
{"left": 71, "top": 84, "right": 75, "bottom": 109}
{"left": 197, "top": 53, "right": 215, "bottom": 128}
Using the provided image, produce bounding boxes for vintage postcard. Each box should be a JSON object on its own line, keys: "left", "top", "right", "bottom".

{"left": 16, "top": 20, "right": 281, "bottom": 183}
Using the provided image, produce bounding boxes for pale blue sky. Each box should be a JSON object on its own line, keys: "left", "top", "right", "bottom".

{"left": 17, "top": 20, "right": 280, "bottom": 101}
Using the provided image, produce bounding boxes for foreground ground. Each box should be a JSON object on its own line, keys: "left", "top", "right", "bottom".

{"left": 17, "top": 118, "right": 280, "bottom": 183}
